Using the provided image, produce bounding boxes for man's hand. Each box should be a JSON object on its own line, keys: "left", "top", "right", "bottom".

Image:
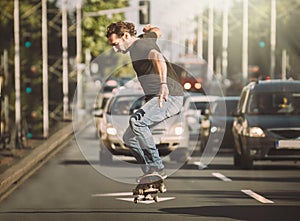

{"left": 143, "top": 24, "right": 162, "bottom": 38}
{"left": 159, "top": 84, "right": 169, "bottom": 108}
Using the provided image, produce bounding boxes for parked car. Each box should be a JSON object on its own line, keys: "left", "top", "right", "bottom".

{"left": 232, "top": 80, "right": 300, "bottom": 169}
{"left": 99, "top": 83, "right": 190, "bottom": 164}
{"left": 200, "top": 96, "right": 239, "bottom": 152}
{"left": 182, "top": 93, "right": 219, "bottom": 140}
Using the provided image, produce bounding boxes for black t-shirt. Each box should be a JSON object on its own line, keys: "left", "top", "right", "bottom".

{"left": 128, "top": 32, "right": 183, "bottom": 99}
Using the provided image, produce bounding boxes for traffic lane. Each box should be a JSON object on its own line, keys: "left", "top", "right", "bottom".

{"left": 0, "top": 132, "right": 298, "bottom": 221}
{"left": 164, "top": 156, "right": 300, "bottom": 221}
{"left": 196, "top": 154, "right": 300, "bottom": 205}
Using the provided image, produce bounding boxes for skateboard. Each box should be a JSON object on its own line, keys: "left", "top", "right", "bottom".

{"left": 132, "top": 174, "right": 167, "bottom": 203}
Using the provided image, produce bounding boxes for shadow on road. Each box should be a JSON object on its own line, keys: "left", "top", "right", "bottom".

{"left": 160, "top": 205, "right": 300, "bottom": 221}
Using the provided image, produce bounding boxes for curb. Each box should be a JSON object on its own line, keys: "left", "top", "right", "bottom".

{"left": 0, "top": 122, "right": 74, "bottom": 200}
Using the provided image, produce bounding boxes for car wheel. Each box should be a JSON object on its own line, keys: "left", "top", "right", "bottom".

{"left": 241, "top": 146, "right": 253, "bottom": 169}
{"left": 99, "top": 149, "right": 113, "bottom": 165}
{"left": 233, "top": 152, "right": 242, "bottom": 167}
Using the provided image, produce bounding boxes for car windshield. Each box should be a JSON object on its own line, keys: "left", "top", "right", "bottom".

{"left": 212, "top": 99, "right": 238, "bottom": 116}
{"left": 108, "top": 95, "right": 143, "bottom": 115}
{"left": 247, "top": 92, "right": 300, "bottom": 115}
{"left": 189, "top": 101, "right": 210, "bottom": 113}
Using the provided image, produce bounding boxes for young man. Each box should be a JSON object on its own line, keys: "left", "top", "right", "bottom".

{"left": 106, "top": 21, "right": 183, "bottom": 179}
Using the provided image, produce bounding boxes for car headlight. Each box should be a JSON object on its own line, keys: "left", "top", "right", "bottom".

{"left": 174, "top": 126, "right": 184, "bottom": 136}
{"left": 201, "top": 120, "right": 210, "bottom": 129}
{"left": 107, "top": 127, "right": 117, "bottom": 136}
{"left": 244, "top": 127, "right": 265, "bottom": 137}
{"left": 210, "top": 126, "right": 218, "bottom": 133}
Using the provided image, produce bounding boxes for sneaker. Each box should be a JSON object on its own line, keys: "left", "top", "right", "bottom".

{"left": 149, "top": 168, "right": 167, "bottom": 180}
{"left": 136, "top": 169, "right": 167, "bottom": 183}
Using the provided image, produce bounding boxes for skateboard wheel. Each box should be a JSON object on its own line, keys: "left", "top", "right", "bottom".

{"left": 153, "top": 195, "right": 158, "bottom": 202}
{"left": 159, "top": 184, "right": 167, "bottom": 193}
{"left": 134, "top": 197, "right": 138, "bottom": 203}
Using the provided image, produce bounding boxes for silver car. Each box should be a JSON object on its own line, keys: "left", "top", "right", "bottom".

{"left": 99, "top": 85, "right": 190, "bottom": 164}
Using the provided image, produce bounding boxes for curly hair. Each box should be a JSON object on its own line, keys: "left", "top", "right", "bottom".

{"left": 106, "top": 21, "right": 137, "bottom": 38}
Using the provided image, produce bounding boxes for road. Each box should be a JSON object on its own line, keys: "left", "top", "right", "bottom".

{"left": 0, "top": 122, "right": 299, "bottom": 221}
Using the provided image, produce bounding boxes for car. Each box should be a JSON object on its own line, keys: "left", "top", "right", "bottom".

{"left": 200, "top": 96, "right": 239, "bottom": 152}
{"left": 99, "top": 81, "right": 190, "bottom": 164}
{"left": 93, "top": 92, "right": 113, "bottom": 138}
{"left": 232, "top": 80, "right": 300, "bottom": 169}
{"left": 93, "top": 77, "right": 133, "bottom": 138}
{"left": 182, "top": 93, "right": 219, "bottom": 140}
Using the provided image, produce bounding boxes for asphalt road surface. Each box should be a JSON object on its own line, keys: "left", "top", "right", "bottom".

{"left": 0, "top": 122, "right": 299, "bottom": 221}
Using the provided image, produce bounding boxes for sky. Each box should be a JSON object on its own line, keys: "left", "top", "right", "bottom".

{"left": 127, "top": 0, "right": 209, "bottom": 34}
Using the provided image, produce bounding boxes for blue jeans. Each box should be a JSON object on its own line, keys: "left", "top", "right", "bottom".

{"left": 123, "top": 96, "right": 183, "bottom": 174}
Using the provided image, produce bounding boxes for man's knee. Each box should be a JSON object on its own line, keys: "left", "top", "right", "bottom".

{"left": 129, "top": 109, "right": 145, "bottom": 132}
{"left": 131, "top": 109, "right": 145, "bottom": 121}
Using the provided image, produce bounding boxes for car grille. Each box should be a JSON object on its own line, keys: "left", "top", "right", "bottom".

{"left": 269, "top": 129, "right": 300, "bottom": 139}
{"left": 152, "top": 128, "right": 166, "bottom": 135}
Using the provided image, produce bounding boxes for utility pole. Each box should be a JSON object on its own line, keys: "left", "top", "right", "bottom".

{"left": 222, "top": 0, "right": 229, "bottom": 79}
{"left": 281, "top": 49, "right": 287, "bottom": 80}
{"left": 14, "top": 0, "right": 21, "bottom": 136}
{"left": 62, "top": 0, "right": 69, "bottom": 120}
{"left": 270, "top": 0, "right": 276, "bottom": 79}
{"left": 42, "top": 0, "right": 49, "bottom": 137}
{"left": 76, "top": 2, "right": 83, "bottom": 110}
{"left": 197, "top": 6, "right": 203, "bottom": 59}
{"left": 242, "top": 0, "right": 249, "bottom": 84}
{"left": 207, "top": 0, "right": 214, "bottom": 81}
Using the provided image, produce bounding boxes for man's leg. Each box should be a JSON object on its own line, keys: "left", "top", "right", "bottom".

{"left": 123, "top": 126, "right": 149, "bottom": 174}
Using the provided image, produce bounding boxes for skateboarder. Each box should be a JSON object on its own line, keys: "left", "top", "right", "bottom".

{"left": 106, "top": 22, "right": 184, "bottom": 180}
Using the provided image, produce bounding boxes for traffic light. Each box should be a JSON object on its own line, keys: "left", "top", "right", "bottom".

{"left": 139, "top": 1, "right": 150, "bottom": 24}
{"left": 23, "top": 33, "right": 32, "bottom": 48}
{"left": 25, "top": 80, "right": 32, "bottom": 94}
{"left": 259, "top": 36, "right": 266, "bottom": 48}
{"left": 24, "top": 35, "right": 32, "bottom": 48}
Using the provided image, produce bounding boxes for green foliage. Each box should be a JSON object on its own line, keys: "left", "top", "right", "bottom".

{"left": 82, "top": 0, "right": 129, "bottom": 57}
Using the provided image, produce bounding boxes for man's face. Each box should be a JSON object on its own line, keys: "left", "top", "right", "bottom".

{"left": 108, "top": 33, "right": 129, "bottom": 54}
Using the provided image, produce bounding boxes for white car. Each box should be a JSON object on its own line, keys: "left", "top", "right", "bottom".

{"left": 182, "top": 93, "right": 219, "bottom": 140}
{"left": 99, "top": 84, "right": 190, "bottom": 164}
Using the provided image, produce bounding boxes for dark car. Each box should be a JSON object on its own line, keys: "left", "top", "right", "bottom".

{"left": 200, "top": 96, "right": 239, "bottom": 152}
{"left": 232, "top": 80, "right": 300, "bottom": 169}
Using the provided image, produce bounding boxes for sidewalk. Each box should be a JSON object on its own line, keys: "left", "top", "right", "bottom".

{"left": 0, "top": 121, "right": 75, "bottom": 201}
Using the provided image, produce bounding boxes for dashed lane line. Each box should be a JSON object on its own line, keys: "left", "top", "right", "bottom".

{"left": 241, "top": 189, "right": 274, "bottom": 204}
{"left": 212, "top": 172, "right": 232, "bottom": 181}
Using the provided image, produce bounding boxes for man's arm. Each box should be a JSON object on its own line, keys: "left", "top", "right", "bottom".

{"left": 148, "top": 49, "right": 169, "bottom": 108}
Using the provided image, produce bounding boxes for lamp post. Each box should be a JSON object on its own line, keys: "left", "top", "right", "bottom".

{"left": 242, "top": 0, "right": 248, "bottom": 84}
{"left": 62, "top": 0, "right": 69, "bottom": 120}
{"left": 14, "top": 0, "right": 21, "bottom": 137}
{"left": 42, "top": 0, "right": 49, "bottom": 137}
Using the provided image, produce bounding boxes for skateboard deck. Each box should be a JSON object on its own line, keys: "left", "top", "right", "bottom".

{"left": 132, "top": 174, "right": 167, "bottom": 203}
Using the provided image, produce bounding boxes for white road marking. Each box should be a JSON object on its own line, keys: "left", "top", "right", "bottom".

{"left": 212, "top": 172, "right": 232, "bottom": 181}
{"left": 117, "top": 197, "right": 176, "bottom": 204}
{"left": 241, "top": 189, "right": 274, "bottom": 204}
{"left": 91, "top": 192, "right": 133, "bottom": 197}
{"left": 193, "top": 161, "right": 207, "bottom": 169}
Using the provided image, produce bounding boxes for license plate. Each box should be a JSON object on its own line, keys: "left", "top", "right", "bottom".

{"left": 276, "top": 140, "right": 300, "bottom": 149}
